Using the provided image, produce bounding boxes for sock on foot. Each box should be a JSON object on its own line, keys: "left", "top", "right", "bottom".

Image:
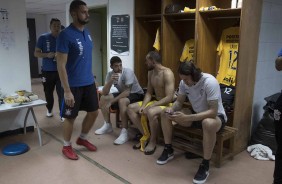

{"left": 202, "top": 159, "right": 210, "bottom": 170}
{"left": 63, "top": 141, "right": 71, "bottom": 147}
{"left": 79, "top": 133, "right": 88, "bottom": 140}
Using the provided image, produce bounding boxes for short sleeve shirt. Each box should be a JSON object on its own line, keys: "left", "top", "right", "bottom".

{"left": 36, "top": 33, "right": 57, "bottom": 71}
{"left": 56, "top": 24, "right": 94, "bottom": 87}
{"left": 105, "top": 68, "right": 143, "bottom": 94}
{"left": 178, "top": 73, "right": 227, "bottom": 122}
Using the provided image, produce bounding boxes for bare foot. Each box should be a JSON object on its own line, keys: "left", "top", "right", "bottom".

{"left": 144, "top": 142, "right": 156, "bottom": 153}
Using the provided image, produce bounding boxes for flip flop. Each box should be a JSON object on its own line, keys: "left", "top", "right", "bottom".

{"left": 133, "top": 143, "right": 141, "bottom": 150}
{"left": 133, "top": 141, "right": 149, "bottom": 150}
{"left": 144, "top": 146, "right": 156, "bottom": 155}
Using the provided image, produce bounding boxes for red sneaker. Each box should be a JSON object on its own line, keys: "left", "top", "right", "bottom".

{"left": 76, "top": 138, "right": 97, "bottom": 151}
{"left": 62, "top": 146, "right": 78, "bottom": 160}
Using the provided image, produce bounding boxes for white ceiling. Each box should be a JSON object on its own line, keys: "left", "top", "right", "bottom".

{"left": 25, "top": 0, "right": 70, "bottom": 14}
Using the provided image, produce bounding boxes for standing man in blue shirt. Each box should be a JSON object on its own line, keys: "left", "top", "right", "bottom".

{"left": 34, "top": 18, "right": 63, "bottom": 120}
{"left": 56, "top": 0, "right": 99, "bottom": 160}
{"left": 273, "top": 48, "right": 282, "bottom": 184}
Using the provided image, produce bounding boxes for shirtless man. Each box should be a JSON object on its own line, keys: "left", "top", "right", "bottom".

{"left": 127, "top": 51, "right": 175, "bottom": 154}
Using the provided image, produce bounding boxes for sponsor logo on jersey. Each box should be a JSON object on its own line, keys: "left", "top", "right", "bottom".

{"left": 223, "top": 76, "right": 235, "bottom": 85}
{"left": 46, "top": 40, "right": 50, "bottom": 51}
{"left": 76, "top": 39, "right": 83, "bottom": 56}
{"left": 88, "top": 34, "right": 92, "bottom": 41}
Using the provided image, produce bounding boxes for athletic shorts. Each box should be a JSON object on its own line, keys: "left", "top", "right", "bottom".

{"left": 191, "top": 114, "right": 226, "bottom": 133}
{"left": 137, "top": 101, "right": 173, "bottom": 109}
{"left": 61, "top": 83, "right": 99, "bottom": 119}
{"left": 110, "top": 93, "right": 144, "bottom": 110}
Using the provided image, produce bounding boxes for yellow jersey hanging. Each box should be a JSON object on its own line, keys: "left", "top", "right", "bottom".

{"left": 180, "top": 39, "right": 194, "bottom": 62}
{"left": 216, "top": 27, "right": 239, "bottom": 86}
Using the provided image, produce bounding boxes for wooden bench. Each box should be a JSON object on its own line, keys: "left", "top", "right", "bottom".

{"left": 172, "top": 125, "right": 238, "bottom": 168}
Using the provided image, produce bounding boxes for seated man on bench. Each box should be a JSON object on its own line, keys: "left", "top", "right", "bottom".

{"left": 157, "top": 61, "right": 227, "bottom": 184}
{"left": 95, "top": 56, "right": 144, "bottom": 145}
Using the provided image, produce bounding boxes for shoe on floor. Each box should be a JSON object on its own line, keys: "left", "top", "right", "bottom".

{"left": 60, "top": 117, "right": 65, "bottom": 122}
{"left": 193, "top": 164, "right": 209, "bottom": 184}
{"left": 95, "top": 122, "right": 113, "bottom": 135}
{"left": 46, "top": 110, "right": 53, "bottom": 117}
{"left": 114, "top": 128, "right": 129, "bottom": 145}
{"left": 76, "top": 138, "right": 97, "bottom": 151}
{"left": 62, "top": 145, "right": 78, "bottom": 160}
{"left": 156, "top": 147, "right": 174, "bottom": 165}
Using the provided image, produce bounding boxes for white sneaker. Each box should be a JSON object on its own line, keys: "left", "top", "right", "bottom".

{"left": 114, "top": 128, "right": 129, "bottom": 145}
{"left": 95, "top": 122, "right": 113, "bottom": 135}
{"left": 60, "top": 117, "right": 65, "bottom": 122}
{"left": 46, "top": 110, "right": 53, "bottom": 117}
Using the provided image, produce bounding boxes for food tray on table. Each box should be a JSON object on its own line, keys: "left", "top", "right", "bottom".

{"left": 3, "top": 96, "right": 32, "bottom": 107}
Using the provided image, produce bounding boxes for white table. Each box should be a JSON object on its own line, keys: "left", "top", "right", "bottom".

{"left": 0, "top": 99, "right": 47, "bottom": 146}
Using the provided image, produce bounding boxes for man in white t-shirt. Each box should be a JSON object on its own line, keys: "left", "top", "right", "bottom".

{"left": 157, "top": 61, "right": 227, "bottom": 184}
{"left": 95, "top": 56, "right": 144, "bottom": 145}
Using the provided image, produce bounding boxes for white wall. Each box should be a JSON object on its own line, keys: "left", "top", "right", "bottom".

{"left": 0, "top": 0, "right": 33, "bottom": 132}
{"left": 252, "top": 0, "right": 282, "bottom": 131}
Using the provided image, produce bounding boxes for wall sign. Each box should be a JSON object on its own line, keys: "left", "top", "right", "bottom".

{"left": 111, "top": 14, "right": 129, "bottom": 56}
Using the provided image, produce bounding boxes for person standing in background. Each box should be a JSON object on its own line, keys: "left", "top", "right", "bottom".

{"left": 34, "top": 18, "right": 63, "bottom": 121}
{"left": 273, "top": 49, "right": 282, "bottom": 184}
{"left": 56, "top": 0, "right": 99, "bottom": 160}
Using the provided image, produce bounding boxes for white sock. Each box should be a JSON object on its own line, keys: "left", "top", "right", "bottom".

{"left": 121, "top": 128, "right": 127, "bottom": 134}
{"left": 79, "top": 133, "right": 88, "bottom": 140}
{"left": 63, "top": 140, "right": 71, "bottom": 146}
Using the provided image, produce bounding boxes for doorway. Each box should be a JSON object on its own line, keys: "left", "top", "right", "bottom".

{"left": 86, "top": 7, "right": 107, "bottom": 86}
{"left": 27, "top": 18, "right": 39, "bottom": 78}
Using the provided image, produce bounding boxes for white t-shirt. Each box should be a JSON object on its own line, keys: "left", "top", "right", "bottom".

{"left": 105, "top": 67, "right": 144, "bottom": 94}
{"left": 178, "top": 73, "right": 227, "bottom": 122}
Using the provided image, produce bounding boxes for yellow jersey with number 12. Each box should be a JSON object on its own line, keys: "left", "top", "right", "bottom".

{"left": 216, "top": 27, "right": 239, "bottom": 86}
{"left": 153, "top": 28, "right": 160, "bottom": 51}
{"left": 180, "top": 39, "right": 194, "bottom": 62}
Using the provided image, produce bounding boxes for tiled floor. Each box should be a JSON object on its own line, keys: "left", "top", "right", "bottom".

{"left": 0, "top": 79, "right": 275, "bottom": 184}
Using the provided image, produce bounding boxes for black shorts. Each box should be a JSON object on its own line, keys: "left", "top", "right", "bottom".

{"left": 110, "top": 93, "right": 144, "bottom": 110}
{"left": 191, "top": 114, "right": 226, "bottom": 133}
{"left": 61, "top": 83, "right": 99, "bottom": 118}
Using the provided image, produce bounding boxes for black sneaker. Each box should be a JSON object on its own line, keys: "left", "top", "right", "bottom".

{"left": 156, "top": 147, "right": 174, "bottom": 165}
{"left": 193, "top": 164, "right": 209, "bottom": 184}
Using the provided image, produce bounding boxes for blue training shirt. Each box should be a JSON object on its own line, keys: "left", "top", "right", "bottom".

{"left": 36, "top": 33, "right": 57, "bottom": 71}
{"left": 56, "top": 24, "right": 94, "bottom": 87}
{"left": 278, "top": 49, "right": 282, "bottom": 57}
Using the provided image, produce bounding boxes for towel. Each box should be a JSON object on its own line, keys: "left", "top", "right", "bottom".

{"left": 247, "top": 144, "right": 275, "bottom": 161}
